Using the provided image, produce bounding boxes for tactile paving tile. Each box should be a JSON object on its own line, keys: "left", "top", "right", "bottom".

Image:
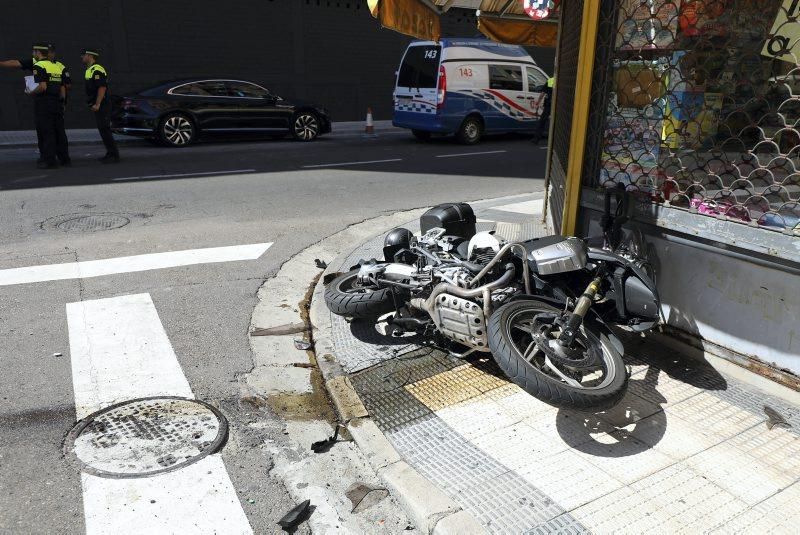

{"left": 453, "top": 471, "right": 569, "bottom": 533}
{"left": 711, "top": 481, "right": 800, "bottom": 534}
{"left": 626, "top": 411, "right": 725, "bottom": 461}
{"left": 477, "top": 208, "right": 540, "bottom": 224}
{"left": 526, "top": 515, "right": 589, "bottom": 535}
{"left": 491, "top": 387, "right": 557, "bottom": 421}
{"left": 685, "top": 438, "right": 798, "bottom": 506}
{"left": 627, "top": 366, "right": 706, "bottom": 406}
{"left": 385, "top": 413, "right": 581, "bottom": 533}
{"left": 595, "top": 389, "right": 664, "bottom": 429}
{"left": 472, "top": 422, "right": 569, "bottom": 472}
{"left": 434, "top": 394, "right": 522, "bottom": 441}
{"left": 569, "top": 430, "right": 677, "bottom": 485}
{"left": 517, "top": 448, "right": 625, "bottom": 511}
{"left": 724, "top": 424, "right": 800, "bottom": 479}
{"left": 387, "top": 414, "right": 509, "bottom": 493}
{"left": 561, "top": 464, "right": 748, "bottom": 534}
{"left": 665, "top": 391, "right": 766, "bottom": 442}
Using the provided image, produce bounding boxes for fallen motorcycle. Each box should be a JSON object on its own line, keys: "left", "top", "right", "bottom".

{"left": 325, "top": 190, "right": 662, "bottom": 410}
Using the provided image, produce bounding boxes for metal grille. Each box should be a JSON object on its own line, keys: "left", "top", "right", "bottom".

{"left": 549, "top": 0, "right": 585, "bottom": 233}
{"left": 586, "top": 0, "right": 800, "bottom": 235}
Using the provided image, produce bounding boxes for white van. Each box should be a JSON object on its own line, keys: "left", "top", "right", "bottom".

{"left": 393, "top": 38, "right": 549, "bottom": 144}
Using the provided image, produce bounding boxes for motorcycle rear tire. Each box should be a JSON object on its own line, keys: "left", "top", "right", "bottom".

{"left": 487, "top": 300, "right": 627, "bottom": 411}
{"left": 324, "top": 270, "right": 396, "bottom": 319}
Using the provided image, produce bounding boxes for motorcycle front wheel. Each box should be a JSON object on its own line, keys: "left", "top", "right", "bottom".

{"left": 324, "top": 270, "right": 397, "bottom": 319}
{"left": 488, "top": 300, "right": 627, "bottom": 411}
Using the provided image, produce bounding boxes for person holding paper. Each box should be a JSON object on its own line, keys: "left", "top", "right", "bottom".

{"left": 1, "top": 44, "right": 48, "bottom": 163}
{"left": 29, "top": 44, "right": 71, "bottom": 169}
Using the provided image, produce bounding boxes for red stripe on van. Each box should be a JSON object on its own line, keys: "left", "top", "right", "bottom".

{"left": 484, "top": 89, "right": 537, "bottom": 117}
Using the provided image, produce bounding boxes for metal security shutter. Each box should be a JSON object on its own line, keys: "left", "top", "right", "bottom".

{"left": 547, "top": 0, "right": 583, "bottom": 234}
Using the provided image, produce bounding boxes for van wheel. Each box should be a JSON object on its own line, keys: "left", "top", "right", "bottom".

{"left": 456, "top": 116, "right": 483, "bottom": 145}
{"left": 412, "top": 129, "right": 432, "bottom": 141}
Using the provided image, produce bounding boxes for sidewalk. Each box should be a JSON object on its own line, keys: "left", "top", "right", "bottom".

{"left": 310, "top": 197, "right": 800, "bottom": 534}
{"left": 0, "top": 120, "right": 397, "bottom": 148}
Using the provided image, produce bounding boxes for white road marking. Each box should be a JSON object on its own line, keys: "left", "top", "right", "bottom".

{"left": 0, "top": 242, "right": 272, "bottom": 286}
{"left": 67, "top": 293, "right": 253, "bottom": 534}
{"left": 435, "top": 150, "right": 507, "bottom": 158}
{"left": 113, "top": 169, "right": 256, "bottom": 181}
{"left": 302, "top": 158, "right": 403, "bottom": 168}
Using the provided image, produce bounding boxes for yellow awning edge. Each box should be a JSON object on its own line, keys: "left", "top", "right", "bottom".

{"left": 368, "top": 0, "right": 441, "bottom": 42}
{"left": 477, "top": 15, "right": 558, "bottom": 47}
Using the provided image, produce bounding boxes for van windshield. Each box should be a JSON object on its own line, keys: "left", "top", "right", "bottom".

{"left": 398, "top": 45, "right": 441, "bottom": 89}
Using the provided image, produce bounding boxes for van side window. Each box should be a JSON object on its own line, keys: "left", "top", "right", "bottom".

{"left": 489, "top": 65, "right": 523, "bottom": 91}
{"left": 527, "top": 68, "right": 547, "bottom": 91}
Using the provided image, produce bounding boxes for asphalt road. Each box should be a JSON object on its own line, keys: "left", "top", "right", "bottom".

{"left": 0, "top": 130, "right": 546, "bottom": 533}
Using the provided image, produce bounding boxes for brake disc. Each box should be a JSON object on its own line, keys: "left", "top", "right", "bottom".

{"left": 531, "top": 313, "right": 604, "bottom": 371}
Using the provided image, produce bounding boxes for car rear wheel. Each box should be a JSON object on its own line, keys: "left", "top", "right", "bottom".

{"left": 159, "top": 113, "right": 196, "bottom": 147}
{"left": 292, "top": 112, "right": 320, "bottom": 141}
{"left": 456, "top": 116, "right": 483, "bottom": 145}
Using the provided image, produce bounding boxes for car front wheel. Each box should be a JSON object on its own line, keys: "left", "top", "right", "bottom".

{"left": 292, "top": 112, "right": 320, "bottom": 141}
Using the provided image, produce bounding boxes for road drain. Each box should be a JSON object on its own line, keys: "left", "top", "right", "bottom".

{"left": 64, "top": 397, "right": 228, "bottom": 478}
{"left": 57, "top": 214, "right": 130, "bottom": 232}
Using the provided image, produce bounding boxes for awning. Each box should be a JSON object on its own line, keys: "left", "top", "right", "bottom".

{"left": 367, "top": 0, "right": 558, "bottom": 47}
{"left": 367, "top": 0, "right": 442, "bottom": 42}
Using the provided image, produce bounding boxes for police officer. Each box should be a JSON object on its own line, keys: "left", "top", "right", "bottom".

{"left": 30, "top": 43, "right": 71, "bottom": 168}
{"left": 532, "top": 76, "right": 554, "bottom": 145}
{"left": 48, "top": 43, "right": 72, "bottom": 102}
{"left": 81, "top": 48, "right": 119, "bottom": 163}
{"left": 0, "top": 43, "right": 51, "bottom": 163}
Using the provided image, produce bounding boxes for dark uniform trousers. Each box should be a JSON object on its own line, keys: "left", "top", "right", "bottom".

{"left": 94, "top": 100, "right": 118, "bottom": 157}
{"left": 36, "top": 96, "right": 69, "bottom": 164}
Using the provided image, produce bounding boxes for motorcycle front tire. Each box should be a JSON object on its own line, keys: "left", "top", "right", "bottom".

{"left": 324, "top": 270, "right": 397, "bottom": 319}
{"left": 487, "top": 300, "right": 627, "bottom": 411}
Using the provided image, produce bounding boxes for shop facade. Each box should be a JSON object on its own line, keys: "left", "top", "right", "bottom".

{"left": 550, "top": 0, "right": 800, "bottom": 382}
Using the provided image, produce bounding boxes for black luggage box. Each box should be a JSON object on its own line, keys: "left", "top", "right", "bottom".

{"left": 420, "top": 202, "right": 476, "bottom": 239}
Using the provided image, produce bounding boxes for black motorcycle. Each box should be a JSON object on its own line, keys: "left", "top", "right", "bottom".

{"left": 325, "top": 189, "right": 661, "bottom": 410}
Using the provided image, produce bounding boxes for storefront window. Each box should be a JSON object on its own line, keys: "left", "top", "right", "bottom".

{"left": 597, "top": 0, "right": 800, "bottom": 234}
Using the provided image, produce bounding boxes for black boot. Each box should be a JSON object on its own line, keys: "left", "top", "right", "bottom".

{"left": 99, "top": 154, "right": 120, "bottom": 164}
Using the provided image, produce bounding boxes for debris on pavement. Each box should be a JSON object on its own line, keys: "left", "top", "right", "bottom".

{"left": 764, "top": 405, "right": 791, "bottom": 430}
{"left": 345, "top": 482, "right": 389, "bottom": 513}
{"left": 52, "top": 352, "right": 63, "bottom": 357}
{"left": 277, "top": 499, "right": 312, "bottom": 531}
{"left": 322, "top": 272, "right": 344, "bottom": 285}
{"left": 294, "top": 339, "right": 313, "bottom": 350}
{"left": 315, "top": 258, "right": 328, "bottom": 269}
{"left": 310, "top": 424, "right": 341, "bottom": 453}
{"left": 292, "top": 362, "right": 315, "bottom": 369}
{"left": 251, "top": 322, "right": 307, "bottom": 336}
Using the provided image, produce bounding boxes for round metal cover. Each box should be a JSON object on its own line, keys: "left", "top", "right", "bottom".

{"left": 64, "top": 397, "right": 228, "bottom": 478}
{"left": 56, "top": 214, "right": 130, "bottom": 232}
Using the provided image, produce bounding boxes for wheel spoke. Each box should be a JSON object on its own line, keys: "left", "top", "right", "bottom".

{"left": 544, "top": 356, "right": 583, "bottom": 388}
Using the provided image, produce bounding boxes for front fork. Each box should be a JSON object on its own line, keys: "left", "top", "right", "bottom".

{"left": 557, "top": 276, "right": 603, "bottom": 347}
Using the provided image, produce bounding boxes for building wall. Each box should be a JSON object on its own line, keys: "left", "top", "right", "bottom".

{"left": 0, "top": 0, "right": 554, "bottom": 131}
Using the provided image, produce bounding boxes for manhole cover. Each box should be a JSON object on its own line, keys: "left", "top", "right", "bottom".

{"left": 64, "top": 397, "right": 228, "bottom": 478}
{"left": 57, "top": 214, "right": 130, "bottom": 232}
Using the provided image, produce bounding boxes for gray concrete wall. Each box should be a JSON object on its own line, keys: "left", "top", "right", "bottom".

{"left": 0, "top": 1, "right": 554, "bottom": 131}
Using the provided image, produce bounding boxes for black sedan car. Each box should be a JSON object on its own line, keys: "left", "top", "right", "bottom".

{"left": 111, "top": 78, "right": 331, "bottom": 146}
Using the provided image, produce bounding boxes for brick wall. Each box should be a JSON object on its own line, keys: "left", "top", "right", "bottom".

{"left": 0, "top": 0, "right": 554, "bottom": 130}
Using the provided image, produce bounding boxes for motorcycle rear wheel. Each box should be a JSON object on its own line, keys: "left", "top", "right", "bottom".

{"left": 324, "top": 270, "right": 396, "bottom": 319}
{"left": 488, "top": 300, "right": 627, "bottom": 411}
